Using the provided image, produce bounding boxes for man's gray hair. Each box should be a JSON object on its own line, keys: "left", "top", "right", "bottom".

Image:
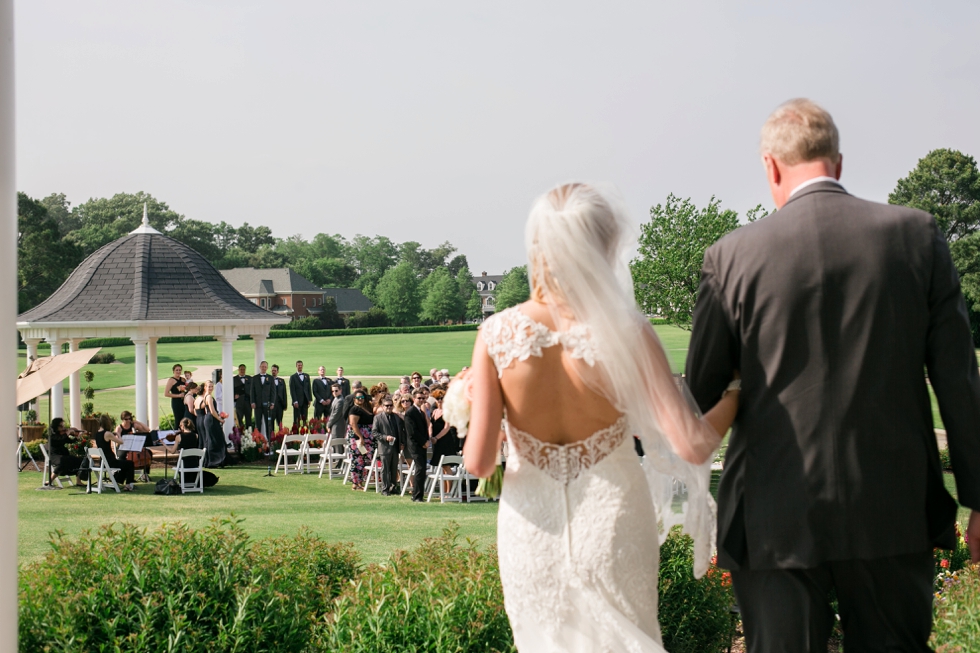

{"left": 760, "top": 98, "right": 840, "bottom": 166}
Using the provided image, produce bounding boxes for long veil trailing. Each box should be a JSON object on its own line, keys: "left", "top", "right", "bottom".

{"left": 526, "top": 182, "right": 719, "bottom": 579}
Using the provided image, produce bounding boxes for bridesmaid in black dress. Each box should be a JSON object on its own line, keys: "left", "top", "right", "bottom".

{"left": 202, "top": 380, "right": 226, "bottom": 468}
{"left": 429, "top": 388, "right": 460, "bottom": 495}
{"left": 164, "top": 364, "right": 187, "bottom": 425}
{"left": 194, "top": 392, "right": 207, "bottom": 442}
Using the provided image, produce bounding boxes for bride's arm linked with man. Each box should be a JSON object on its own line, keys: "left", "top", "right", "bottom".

{"left": 455, "top": 98, "right": 980, "bottom": 653}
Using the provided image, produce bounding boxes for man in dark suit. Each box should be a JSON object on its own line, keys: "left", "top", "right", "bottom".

{"left": 312, "top": 365, "right": 334, "bottom": 420}
{"left": 249, "top": 360, "right": 276, "bottom": 437}
{"left": 403, "top": 389, "right": 430, "bottom": 502}
{"left": 233, "top": 364, "right": 252, "bottom": 430}
{"left": 335, "top": 366, "right": 351, "bottom": 398}
{"left": 686, "top": 98, "right": 980, "bottom": 653}
{"left": 270, "top": 364, "right": 287, "bottom": 430}
{"left": 289, "top": 360, "right": 313, "bottom": 426}
{"left": 371, "top": 397, "right": 405, "bottom": 495}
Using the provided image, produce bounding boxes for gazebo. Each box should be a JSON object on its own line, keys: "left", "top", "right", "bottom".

{"left": 16, "top": 208, "right": 290, "bottom": 434}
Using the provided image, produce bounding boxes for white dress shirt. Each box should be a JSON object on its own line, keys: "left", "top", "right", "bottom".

{"left": 789, "top": 176, "right": 842, "bottom": 198}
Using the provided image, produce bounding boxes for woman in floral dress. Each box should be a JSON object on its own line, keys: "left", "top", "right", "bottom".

{"left": 346, "top": 390, "right": 375, "bottom": 490}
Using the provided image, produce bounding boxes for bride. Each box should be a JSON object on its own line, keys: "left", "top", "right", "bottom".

{"left": 463, "top": 182, "right": 739, "bottom": 652}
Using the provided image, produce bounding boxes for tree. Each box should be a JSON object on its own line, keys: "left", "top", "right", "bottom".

{"left": 346, "top": 235, "right": 399, "bottom": 301}
{"left": 69, "top": 192, "right": 184, "bottom": 255}
{"left": 420, "top": 267, "right": 464, "bottom": 323}
{"left": 318, "top": 296, "right": 346, "bottom": 329}
{"left": 374, "top": 261, "right": 421, "bottom": 326}
{"left": 631, "top": 194, "right": 740, "bottom": 328}
{"left": 17, "top": 193, "right": 83, "bottom": 312}
{"left": 889, "top": 149, "right": 980, "bottom": 242}
{"left": 455, "top": 265, "right": 483, "bottom": 321}
{"left": 494, "top": 266, "right": 530, "bottom": 311}
{"left": 39, "top": 193, "right": 80, "bottom": 235}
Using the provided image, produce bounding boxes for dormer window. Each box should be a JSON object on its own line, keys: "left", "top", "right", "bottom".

{"left": 477, "top": 282, "right": 484, "bottom": 291}
{"left": 487, "top": 282, "right": 495, "bottom": 291}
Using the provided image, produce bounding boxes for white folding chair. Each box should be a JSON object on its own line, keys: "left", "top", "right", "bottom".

{"left": 459, "top": 456, "right": 487, "bottom": 503}
{"left": 173, "top": 448, "right": 205, "bottom": 494}
{"left": 362, "top": 448, "right": 382, "bottom": 492}
{"left": 85, "top": 447, "right": 120, "bottom": 494}
{"left": 341, "top": 444, "right": 354, "bottom": 485}
{"left": 427, "top": 455, "right": 465, "bottom": 503}
{"left": 274, "top": 434, "right": 306, "bottom": 475}
{"left": 39, "top": 443, "right": 73, "bottom": 489}
{"left": 401, "top": 458, "right": 437, "bottom": 496}
{"left": 303, "top": 435, "right": 327, "bottom": 474}
{"left": 319, "top": 438, "right": 347, "bottom": 479}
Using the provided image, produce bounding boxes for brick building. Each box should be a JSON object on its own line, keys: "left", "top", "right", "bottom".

{"left": 220, "top": 268, "right": 372, "bottom": 320}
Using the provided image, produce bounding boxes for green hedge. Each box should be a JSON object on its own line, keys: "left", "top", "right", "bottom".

{"left": 19, "top": 519, "right": 360, "bottom": 653}
{"left": 932, "top": 564, "right": 980, "bottom": 651}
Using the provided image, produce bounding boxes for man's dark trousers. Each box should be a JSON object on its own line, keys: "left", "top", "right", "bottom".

{"left": 406, "top": 443, "right": 426, "bottom": 501}
{"left": 378, "top": 440, "right": 399, "bottom": 494}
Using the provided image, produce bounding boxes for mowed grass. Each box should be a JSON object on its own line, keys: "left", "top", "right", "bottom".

{"left": 18, "top": 466, "right": 499, "bottom": 567}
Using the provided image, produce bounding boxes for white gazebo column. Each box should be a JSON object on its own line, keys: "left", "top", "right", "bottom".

{"left": 47, "top": 337, "right": 64, "bottom": 419}
{"left": 221, "top": 335, "right": 235, "bottom": 436}
{"left": 133, "top": 338, "right": 148, "bottom": 425}
{"left": 68, "top": 338, "right": 83, "bottom": 428}
{"left": 147, "top": 337, "right": 159, "bottom": 429}
{"left": 253, "top": 334, "right": 266, "bottom": 372}
{"left": 23, "top": 337, "right": 40, "bottom": 363}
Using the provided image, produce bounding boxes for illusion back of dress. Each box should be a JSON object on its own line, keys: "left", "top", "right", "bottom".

{"left": 485, "top": 306, "right": 667, "bottom": 653}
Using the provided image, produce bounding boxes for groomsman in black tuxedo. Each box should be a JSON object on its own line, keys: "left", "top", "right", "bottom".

{"left": 335, "top": 366, "right": 351, "bottom": 398}
{"left": 312, "top": 366, "right": 334, "bottom": 420}
{"left": 289, "top": 360, "right": 313, "bottom": 425}
{"left": 371, "top": 397, "right": 405, "bottom": 495}
{"left": 233, "top": 364, "right": 252, "bottom": 430}
{"left": 403, "top": 389, "right": 430, "bottom": 502}
{"left": 270, "top": 364, "right": 287, "bottom": 430}
{"left": 249, "top": 361, "right": 275, "bottom": 436}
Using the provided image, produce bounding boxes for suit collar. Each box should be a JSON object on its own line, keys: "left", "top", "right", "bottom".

{"left": 782, "top": 179, "right": 847, "bottom": 208}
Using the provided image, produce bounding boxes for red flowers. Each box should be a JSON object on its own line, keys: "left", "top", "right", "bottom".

{"left": 940, "top": 559, "right": 950, "bottom": 569}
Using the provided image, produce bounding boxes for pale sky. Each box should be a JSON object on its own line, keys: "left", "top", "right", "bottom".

{"left": 15, "top": 0, "right": 980, "bottom": 274}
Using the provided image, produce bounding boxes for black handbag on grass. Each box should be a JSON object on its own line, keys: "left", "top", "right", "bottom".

{"left": 154, "top": 479, "right": 182, "bottom": 495}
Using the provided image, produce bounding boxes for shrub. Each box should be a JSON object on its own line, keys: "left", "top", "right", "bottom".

{"left": 272, "top": 316, "right": 323, "bottom": 330}
{"left": 935, "top": 524, "right": 973, "bottom": 589}
{"left": 19, "top": 518, "right": 361, "bottom": 653}
{"left": 931, "top": 563, "right": 980, "bottom": 652}
{"left": 19, "top": 439, "right": 42, "bottom": 461}
{"left": 158, "top": 413, "right": 176, "bottom": 430}
{"left": 939, "top": 447, "right": 952, "bottom": 471}
{"left": 658, "top": 528, "right": 738, "bottom": 653}
{"left": 345, "top": 307, "right": 390, "bottom": 329}
{"left": 319, "top": 524, "right": 515, "bottom": 652}
{"left": 87, "top": 351, "right": 116, "bottom": 364}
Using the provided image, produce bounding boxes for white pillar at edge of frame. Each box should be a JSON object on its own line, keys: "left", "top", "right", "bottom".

{"left": 68, "top": 338, "right": 83, "bottom": 428}
{"left": 147, "top": 337, "right": 159, "bottom": 429}
{"left": 253, "top": 334, "right": 266, "bottom": 373}
{"left": 47, "top": 336, "right": 64, "bottom": 419}
{"left": 133, "top": 338, "right": 148, "bottom": 425}
{"left": 23, "top": 337, "right": 40, "bottom": 362}
{"left": 221, "top": 335, "right": 235, "bottom": 436}
{"left": 1, "top": 0, "right": 20, "bottom": 645}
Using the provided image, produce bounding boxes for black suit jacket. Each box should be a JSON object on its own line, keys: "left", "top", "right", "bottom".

{"left": 249, "top": 374, "right": 275, "bottom": 407}
{"left": 233, "top": 375, "right": 251, "bottom": 408}
{"left": 313, "top": 376, "right": 333, "bottom": 406}
{"left": 372, "top": 412, "right": 405, "bottom": 451}
{"left": 289, "top": 372, "right": 312, "bottom": 406}
{"left": 273, "top": 377, "right": 287, "bottom": 411}
{"left": 403, "top": 405, "right": 429, "bottom": 454}
{"left": 686, "top": 181, "right": 980, "bottom": 570}
{"left": 336, "top": 377, "right": 351, "bottom": 397}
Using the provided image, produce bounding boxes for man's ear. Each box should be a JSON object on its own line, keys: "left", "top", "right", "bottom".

{"left": 835, "top": 154, "right": 843, "bottom": 180}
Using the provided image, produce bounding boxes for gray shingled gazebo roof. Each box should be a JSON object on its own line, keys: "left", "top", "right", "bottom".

{"left": 17, "top": 208, "right": 289, "bottom": 431}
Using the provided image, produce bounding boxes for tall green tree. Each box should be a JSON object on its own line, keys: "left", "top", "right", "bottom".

{"left": 17, "top": 193, "right": 83, "bottom": 312}
{"left": 420, "top": 267, "right": 464, "bottom": 323}
{"left": 346, "top": 235, "right": 399, "bottom": 301}
{"left": 631, "top": 194, "right": 740, "bottom": 328}
{"left": 455, "top": 265, "right": 483, "bottom": 320}
{"left": 493, "top": 266, "right": 530, "bottom": 311}
{"left": 374, "top": 261, "right": 421, "bottom": 326}
{"left": 889, "top": 148, "right": 980, "bottom": 242}
{"left": 69, "top": 192, "right": 183, "bottom": 255}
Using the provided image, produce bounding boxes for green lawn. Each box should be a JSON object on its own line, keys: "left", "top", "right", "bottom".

{"left": 18, "top": 466, "right": 499, "bottom": 567}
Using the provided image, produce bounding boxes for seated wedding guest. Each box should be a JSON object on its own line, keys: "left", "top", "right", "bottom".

{"left": 46, "top": 417, "right": 82, "bottom": 483}
{"left": 94, "top": 413, "right": 136, "bottom": 491}
{"left": 183, "top": 382, "right": 199, "bottom": 430}
{"left": 116, "top": 410, "right": 151, "bottom": 480}
{"left": 163, "top": 417, "right": 201, "bottom": 485}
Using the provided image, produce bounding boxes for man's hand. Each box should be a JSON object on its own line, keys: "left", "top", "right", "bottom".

{"left": 293, "top": 402, "right": 299, "bottom": 408}
{"left": 968, "top": 510, "right": 980, "bottom": 563}
{"left": 251, "top": 403, "right": 256, "bottom": 410}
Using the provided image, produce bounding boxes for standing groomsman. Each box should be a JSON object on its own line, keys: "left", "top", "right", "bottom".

{"left": 249, "top": 361, "right": 275, "bottom": 436}
{"left": 313, "top": 366, "right": 334, "bottom": 420}
{"left": 233, "top": 364, "right": 252, "bottom": 430}
{"left": 335, "top": 366, "right": 351, "bottom": 397}
{"left": 290, "top": 360, "right": 313, "bottom": 425}
{"left": 270, "top": 364, "right": 287, "bottom": 430}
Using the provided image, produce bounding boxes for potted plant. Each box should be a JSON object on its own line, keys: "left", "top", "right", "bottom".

{"left": 20, "top": 409, "right": 45, "bottom": 442}
{"left": 81, "top": 371, "right": 100, "bottom": 434}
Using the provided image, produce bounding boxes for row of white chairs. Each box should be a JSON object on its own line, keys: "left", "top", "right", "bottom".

{"left": 273, "top": 434, "right": 347, "bottom": 477}
{"left": 39, "top": 443, "right": 204, "bottom": 495}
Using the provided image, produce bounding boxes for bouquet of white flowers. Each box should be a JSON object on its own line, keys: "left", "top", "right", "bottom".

{"left": 442, "top": 372, "right": 504, "bottom": 499}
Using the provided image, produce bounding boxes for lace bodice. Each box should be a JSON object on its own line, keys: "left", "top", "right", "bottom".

{"left": 504, "top": 416, "right": 629, "bottom": 484}
{"left": 481, "top": 307, "right": 599, "bottom": 376}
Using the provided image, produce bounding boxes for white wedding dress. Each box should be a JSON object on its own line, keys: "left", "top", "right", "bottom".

{"left": 484, "top": 308, "right": 670, "bottom": 653}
